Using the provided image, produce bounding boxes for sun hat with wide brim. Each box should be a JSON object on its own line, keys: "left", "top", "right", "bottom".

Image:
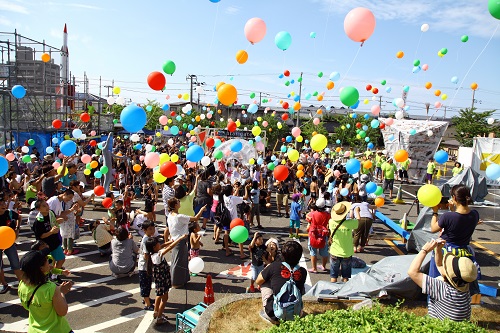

{"left": 330, "top": 201, "right": 352, "bottom": 221}
{"left": 442, "top": 253, "right": 478, "bottom": 292}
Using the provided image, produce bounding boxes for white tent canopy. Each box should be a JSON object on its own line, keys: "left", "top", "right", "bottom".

{"left": 213, "top": 139, "right": 257, "bottom": 170}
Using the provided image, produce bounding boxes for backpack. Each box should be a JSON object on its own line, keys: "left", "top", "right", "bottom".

{"left": 308, "top": 212, "right": 330, "bottom": 249}
{"left": 214, "top": 198, "right": 231, "bottom": 228}
{"left": 273, "top": 262, "right": 303, "bottom": 321}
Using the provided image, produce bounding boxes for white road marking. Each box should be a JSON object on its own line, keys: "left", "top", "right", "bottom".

{"left": 76, "top": 310, "right": 145, "bottom": 333}
{"left": 298, "top": 254, "right": 312, "bottom": 293}
{"left": 132, "top": 309, "right": 155, "bottom": 333}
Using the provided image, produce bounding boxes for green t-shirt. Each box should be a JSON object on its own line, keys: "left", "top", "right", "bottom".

{"left": 375, "top": 155, "right": 386, "bottom": 167}
{"left": 427, "top": 162, "right": 436, "bottom": 174}
{"left": 26, "top": 185, "right": 38, "bottom": 203}
{"left": 400, "top": 159, "right": 410, "bottom": 171}
{"left": 18, "top": 281, "right": 72, "bottom": 333}
{"left": 381, "top": 162, "right": 397, "bottom": 180}
{"left": 452, "top": 167, "right": 463, "bottom": 177}
{"left": 329, "top": 218, "right": 358, "bottom": 257}
{"left": 178, "top": 190, "right": 195, "bottom": 216}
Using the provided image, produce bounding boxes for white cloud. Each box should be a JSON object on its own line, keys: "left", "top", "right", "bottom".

{"left": 0, "top": 15, "right": 13, "bottom": 27}
{"left": 313, "top": 0, "right": 499, "bottom": 38}
{"left": 225, "top": 5, "right": 240, "bottom": 15}
{"left": 45, "top": 2, "right": 103, "bottom": 10}
{"left": 0, "top": 0, "right": 29, "bottom": 14}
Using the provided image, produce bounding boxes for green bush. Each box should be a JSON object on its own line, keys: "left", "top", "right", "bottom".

{"left": 262, "top": 303, "right": 487, "bottom": 333}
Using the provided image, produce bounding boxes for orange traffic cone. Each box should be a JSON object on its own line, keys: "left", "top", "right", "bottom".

{"left": 204, "top": 274, "right": 215, "bottom": 305}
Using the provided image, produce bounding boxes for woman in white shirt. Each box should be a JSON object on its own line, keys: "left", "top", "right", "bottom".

{"left": 166, "top": 198, "right": 206, "bottom": 288}
{"left": 222, "top": 184, "right": 249, "bottom": 259}
{"left": 350, "top": 197, "right": 376, "bottom": 253}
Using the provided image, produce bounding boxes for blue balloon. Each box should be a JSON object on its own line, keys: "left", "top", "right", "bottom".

{"left": 279, "top": 74, "right": 284, "bottom": 79}
{"left": 120, "top": 104, "right": 147, "bottom": 133}
{"left": 11, "top": 85, "right": 26, "bottom": 99}
{"left": 346, "top": 158, "right": 361, "bottom": 175}
{"left": 351, "top": 113, "right": 357, "bottom": 119}
{"left": 485, "top": 164, "right": 500, "bottom": 180}
{"left": 52, "top": 138, "right": 59, "bottom": 144}
{"left": 367, "top": 143, "right": 374, "bottom": 149}
{"left": 286, "top": 136, "right": 292, "bottom": 143}
{"left": 310, "top": 32, "right": 317, "bottom": 38}
{"left": 248, "top": 140, "right": 254, "bottom": 145}
{"left": 404, "top": 106, "right": 410, "bottom": 111}
{"left": 188, "top": 142, "right": 194, "bottom": 147}
{"left": 176, "top": 115, "right": 182, "bottom": 121}
{"left": 0, "top": 156, "right": 8, "bottom": 177}
{"left": 186, "top": 145, "right": 204, "bottom": 162}
{"left": 271, "top": 155, "right": 276, "bottom": 161}
{"left": 451, "top": 76, "right": 459, "bottom": 84}
{"left": 389, "top": 134, "right": 394, "bottom": 141}
{"left": 170, "top": 126, "right": 179, "bottom": 135}
{"left": 257, "top": 158, "right": 264, "bottom": 165}
{"left": 434, "top": 150, "right": 449, "bottom": 164}
{"left": 340, "top": 188, "right": 349, "bottom": 196}
{"left": 293, "top": 95, "right": 300, "bottom": 102}
{"left": 209, "top": 0, "right": 220, "bottom": 3}
{"left": 386, "top": 87, "right": 392, "bottom": 93}
{"left": 351, "top": 101, "right": 360, "bottom": 110}
{"left": 94, "top": 171, "right": 103, "bottom": 179}
{"left": 412, "top": 66, "right": 421, "bottom": 74}
{"left": 403, "top": 85, "right": 410, "bottom": 92}
{"left": 329, "top": 72, "right": 340, "bottom": 81}
{"left": 290, "top": 80, "right": 295, "bottom": 84}
{"left": 46, "top": 147, "right": 54, "bottom": 154}
{"left": 365, "top": 137, "right": 370, "bottom": 142}
{"left": 60, "top": 140, "right": 77, "bottom": 156}
{"left": 230, "top": 140, "right": 243, "bottom": 153}
{"left": 364, "top": 114, "right": 370, "bottom": 120}
{"left": 72, "top": 128, "right": 82, "bottom": 139}
{"left": 280, "top": 145, "right": 287, "bottom": 153}
{"left": 305, "top": 93, "right": 312, "bottom": 100}
{"left": 362, "top": 125, "right": 369, "bottom": 131}
{"left": 366, "top": 182, "right": 377, "bottom": 193}
{"left": 162, "top": 104, "right": 170, "bottom": 111}
{"left": 324, "top": 148, "right": 330, "bottom": 154}
{"left": 135, "top": 144, "right": 142, "bottom": 150}
{"left": 247, "top": 104, "right": 258, "bottom": 114}
{"left": 146, "top": 105, "right": 153, "bottom": 112}
{"left": 255, "top": 136, "right": 261, "bottom": 142}
{"left": 202, "top": 106, "right": 207, "bottom": 111}
{"left": 97, "top": 142, "right": 104, "bottom": 150}
{"left": 409, "top": 129, "right": 417, "bottom": 135}
{"left": 326, "top": 164, "right": 330, "bottom": 169}
{"left": 336, "top": 139, "right": 341, "bottom": 144}
{"left": 371, "top": 119, "right": 380, "bottom": 128}
{"left": 214, "top": 139, "right": 222, "bottom": 147}
{"left": 188, "top": 124, "right": 194, "bottom": 130}
{"left": 346, "top": 124, "right": 351, "bottom": 129}
{"left": 275, "top": 31, "right": 292, "bottom": 51}
{"left": 305, "top": 140, "right": 309, "bottom": 144}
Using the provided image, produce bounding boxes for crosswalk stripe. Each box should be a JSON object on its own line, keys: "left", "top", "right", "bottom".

{"left": 133, "top": 310, "right": 155, "bottom": 333}
{"left": 299, "top": 254, "right": 312, "bottom": 293}
{"left": 75, "top": 310, "right": 145, "bottom": 333}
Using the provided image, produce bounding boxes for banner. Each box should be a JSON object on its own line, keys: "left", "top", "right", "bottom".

{"left": 472, "top": 137, "right": 500, "bottom": 186}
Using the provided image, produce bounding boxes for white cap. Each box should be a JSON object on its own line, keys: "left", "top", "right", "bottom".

{"left": 316, "top": 198, "right": 326, "bottom": 208}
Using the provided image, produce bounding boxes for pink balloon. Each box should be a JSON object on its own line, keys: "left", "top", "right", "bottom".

{"left": 313, "top": 153, "right": 319, "bottom": 159}
{"left": 190, "top": 136, "right": 197, "bottom": 142}
{"left": 139, "top": 156, "right": 145, "bottom": 161}
{"left": 262, "top": 121, "right": 268, "bottom": 127}
{"left": 58, "top": 153, "right": 64, "bottom": 159}
{"left": 334, "top": 170, "right": 341, "bottom": 177}
{"left": 224, "top": 149, "right": 231, "bottom": 156}
{"left": 90, "top": 130, "right": 96, "bottom": 136}
{"left": 385, "top": 118, "right": 394, "bottom": 126}
{"left": 435, "top": 101, "right": 442, "bottom": 109}
{"left": 81, "top": 154, "right": 91, "bottom": 164}
{"left": 165, "top": 95, "right": 170, "bottom": 100}
{"left": 291, "top": 127, "right": 301, "bottom": 137}
{"left": 159, "top": 115, "right": 168, "bottom": 126}
{"left": 144, "top": 152, "right": 160, "bottom": 168}
{"left": 344, "top": 151, "right": 351, "bottom": 157}
{"left": 313, "top": 118, "right": 320, "bottom": 125}
{"left": 344, "top": 7, "right": 376, "bottom": 43}
{"left": 187, "top": 161, "right": 197, "bottom": 169}
{"left": 186, "top": 133, "right": 191, "bottom": 138}
{"left": 256, "top": 141, "right": 265, "bottom": 151}
{"left": 52, "top": 162, "right": 60, "bottom": 169}
{"left": 371, "top": 105, "right": 380, "bottom": 115}
{"left": 207, "top": 113, "right": 213, "bottom": 119}
{"left": 422, "top": 64, "right": 429, "bottom": 71}
{"left": 5, "top": 153, "right": 15, "bottom": 161}
{"left": 244, "top": 17, "right": 267, "bottom": 44}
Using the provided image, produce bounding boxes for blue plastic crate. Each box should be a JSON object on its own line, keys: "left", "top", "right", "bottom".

{"left": 176, "top": 302, "right": 208, "bottom": 332}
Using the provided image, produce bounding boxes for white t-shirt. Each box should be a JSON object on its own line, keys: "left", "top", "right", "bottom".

{"left": 351, "top": 202, "right": 373, "bottom": 219}
{"left": 167, "top": 213, "right": 190, "bottom": 241}
{"left": 224, "top": 195, "right": 243, "bottom": 220}
{"left": 47, "top": 196, "right": 65, "bottom": 216}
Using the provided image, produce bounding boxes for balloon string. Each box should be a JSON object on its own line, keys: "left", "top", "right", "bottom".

{"left": 446, "top": 23, "right": 499, "bottom": 110}
{"left": 336, "top": 46, "right": 362, "bottom": 89}
{"left": 206, "top": 2, "right": 220, "bottom": 66}
{"left": 321, "top": 0, "right": 334, "bottom": 51}
{"left": 413, "top": 32, "right": 423, "bottom": 60}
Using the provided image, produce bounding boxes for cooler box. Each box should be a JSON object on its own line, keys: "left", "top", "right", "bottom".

{"left": 175, "top": 302, "right": 208, "bottom": 332}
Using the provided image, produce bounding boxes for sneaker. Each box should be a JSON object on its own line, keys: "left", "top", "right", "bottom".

{"left": 277, "top": 213, "right": 283, "bottom": 217}
{"left": 143, "top": 305, "right": 155, "bottom": 311}
{"left": 0, "top": 284, "right": 10, "bottom": 294}
{"left": 154, "top": 315, "right": 168, "bottom": 326}
{"left": 257, "top": 225, "right": 264, "bottom": 230}
{"left": 246, "top": 285, "right": 256, "bottom": 293}
{"left": 285, "top": 213, "right": 290, "bottom": 218}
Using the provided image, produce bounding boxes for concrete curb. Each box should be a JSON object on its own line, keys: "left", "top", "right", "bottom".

{"left": 193, "top": 293, "right": 317, "bottom": 333}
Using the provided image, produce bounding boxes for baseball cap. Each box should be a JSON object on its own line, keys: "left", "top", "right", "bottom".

{"left": 315, "top": 198, "right": 326, "bottom": 209}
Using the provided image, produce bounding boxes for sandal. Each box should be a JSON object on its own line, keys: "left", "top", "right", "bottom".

{"left": 307, "top": 268, "right": 317, "bottom": 274}
{"left": 155, "top": 315, "right": 168, "bottom": 326}
{"left": 240, "top": 254, "right": 249, "bottom": 260}
{"left": 226, "top": 250, "right": 234, "bottom": 257}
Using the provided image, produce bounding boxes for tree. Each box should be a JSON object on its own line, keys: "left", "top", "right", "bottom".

{"left": 329, "top": 113, "right": 381, "bottom": 150}
{"left": 451, "top": 108, "right": 499, "bottom": 147}
{"left": 300, "top": 118, "right": 330, "bottom": 144}
{"left": 259, "top": 113, "right": 287, "bottom": 149}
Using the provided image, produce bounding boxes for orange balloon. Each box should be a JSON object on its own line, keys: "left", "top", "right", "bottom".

{"left": 217, "top": 109, "right": 222, "bottom": 114}
{"left": 216, "top": 81, "right": 226, "bottom": 91}
{"left": 317, "top": 95, "right": 324, "bottom": 101}
{"left": 312, "top": 131, "right": 318, "bottom": 136}
{"left": 293, "top": 102, "right": 301, "bottom": 111}
{"left": 90, "top": 161, "right": 98, "bottom": 169}
{"left": 363, "top": 160, "right": 372, "bottom": 169}
{"left": 396, "top": 51, "right": 404, "bottom": 59}
{"left": 317, "top": 109, "right": 323, "bottom": 115}
{"left": 296, "top": 170, "right": 304, "bottom": 178}
{"left": 336, "top": 147, "right": 341, "bottom": 152}
{"left": 297, "top": 164, "right": 304, "bottom": 170}
{"left": 470, "top": 82, "right": 478, "bottom": 90}
{"left": 326, "top": 81, "right": 334, "bottom": 90}
{"left": 217, "top": 84, "right": 238, "bottom": 106}
{"left": 177, "top": 94, "right": 182, "bottom": 99}
{"left": 394, "top": 149, "right": 409, "bottom": 163}
{"left": 0, "top": 226, "right": 16, "bottom": 250}
{"left": 434, "top": 89, "right": 441, "bottom": 97}
{"left": 375, "top": 197, "right": 385, "bottom": 207}
{"left": 425, "top": 82, "right": 432, "bottom": 89}
{"left": 41, "top": 53, "right": 51, "bottom": 63}
{"left": 235, "top": 50, "right": 248, "bottom": 64}
{"left": 133, "top": 164, "right": 141, "bottom": 172}
{"left": 195, "top": 115, "right": 201, "bottom": 122}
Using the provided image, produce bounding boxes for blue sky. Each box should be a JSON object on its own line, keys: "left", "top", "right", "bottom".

{"left": 1, "top": 0, "right": 499, "bottom": 118}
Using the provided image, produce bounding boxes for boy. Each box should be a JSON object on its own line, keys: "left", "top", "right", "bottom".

{"left": 137, "top": 220, "right": 156, "bottom": 311}
{"left": 426, "top": 158, "right": 436, "bottom": 184}
{"left": 247, "top": 232, "right": 267, "bottom": 293}
{"left": 249, "top": 180, "right": 262, "bottom": 229}
{"left": 289, "top": 193, "right": 301, "bottom": 238}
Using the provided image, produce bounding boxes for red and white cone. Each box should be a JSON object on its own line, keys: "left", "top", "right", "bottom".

{"left": 204, "top": 274, "right": 215, "bottom": 305}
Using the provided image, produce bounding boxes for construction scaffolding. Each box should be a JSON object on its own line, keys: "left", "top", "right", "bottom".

{"left": 0, "top": 30, "right": 113, "bottom": 152}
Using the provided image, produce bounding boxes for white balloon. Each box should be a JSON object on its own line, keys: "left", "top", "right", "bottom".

{"left": 145, "top": 144, "right": 152, "bottom": 152}
{"left": 106, "top": 96, "right": 115, "bottom": 105}
{"left": 176, "top": 164, "right": 185, "bottom": 176}
{"left": 186, "top": 104, "right": 192, "bottom": 111}
{"left": 395, "top": 111, "right": 404, "bottom": 120}
{"left": 130, "top": 134, "right": 140, "bottom": 142}
{"left": 167, "top": 138, "right": 174, "bottom": 146}
{"left": 371, "top": 96, "right": 378, "bottom": 101}
{"left": 395, "top": 98, "right": 405, "bottom": 108}
{"left": 427, "top": 130, "right": 434, "bottom": 137}
{"left": 188, "top": 257, "right": 204, "bottom": 274}
{"left": 21, "top": 146, "right": 29, "bottom": 153}
{"left": 421, "top": 23, "right": 429, "bottom": 32}
{"left": 196, "top": 86, "right": 203, "bottom": 94}
{"left": 487, "top": 118, "right": 495, "bottom": 125}
{"left": 201, "top": 156, "right": 211, "bottom": 167}
{"left": 200, "top": 114, "right": 206, "bottom": 120}
{"left": 80, "top": 134, "right": 87, "bottom": 140}
{"left": 116, "top": 96, "right": 125, "bottom": 106}
{"left": 220, "top": 118, "right": 224, "bottom": 122}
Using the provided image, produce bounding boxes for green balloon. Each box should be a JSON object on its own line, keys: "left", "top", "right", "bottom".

{"left": 461, "top": 35, "right": 469, "bottom": 42}
{"left": 313, "top": 91, "right": 318, "bottom": 96}
{"left": 267, "top": 162, "right": 275, "bottom": 171}
{"left": 113, "top": 119, "right": 118, "bottom": 124}
{"left": 230, "top": 225, "right": 248, "bottom": 244}
{"left": 380, "top": 80, "right": 387, "bottom": 85}
{"left": 182, "top": 123, "right": 187, "bottom": 128}
{"left": 359, "top": 130, "right": 366, "bottom": 138}
{"left": 375, "top": 186, "right": 383, "bottom": 196}
{"left": 440, "top": 48, "right": 448, "bottom": 55}
{"left": 179, "top": 146, "right": 185, "bottom": 152}
{"left": 214, "top": 150, "right": 223, "bottom": 160}
{"left": 86, "top": 163, "right": 91, "bottom": 169}
{"left": 339, "top": 86, "right": 360, "bottom": 107}
{"left": 489, "top": 0, "right": 500, "bottom": 19}
{"left": 241, "top": 105, "right": 246, "bottom": 109}
{"left": 285, "top": 81, "right": 290, "bottom": 86}
{"left": 162, "top": 60, "right": 176, "bottom": 75}
{"left": 100, "top": 166, "right": 109, "bottom": 174}
{"left": 297, "top": 77, "right": 302, "bottom": 82}
{"left": 151, "top": 146, "right": 156, "bottom": 152}
{"left": 413, "top": 59, "right": 420, "bottom": 66}
{"left": 22, "top": 155, "right": 31, "bottom": 163}
{"left": 250, "top": 92, "right": 256, "bottom": 99}
{"left": 95, "top": 149, "right": 101, "bottom": 155}
{"left": 317, "top": 72, "right": 323, "bottom": 78}
{"left": 28, "top": 139, "right": 35, "bottom": 145}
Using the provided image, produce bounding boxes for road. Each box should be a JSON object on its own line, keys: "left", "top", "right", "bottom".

{"left": 1, "top": 179, "right": 499, "bottom": 333}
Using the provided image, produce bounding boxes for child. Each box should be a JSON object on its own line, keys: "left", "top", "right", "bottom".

{"left": 142, "top": 177, "right": 156, "bottom": 223}
{"left": 263, "top": 238, "right": 280, "bottom": 265}
{"left": 137, "top": 220, "right": 156, "bottom": 311}
{"left": 289, "top": 193, "right": 301, "bottom": 238}
{"left": 114, "top": 200, "right": 128, "bottom": 229}
{"left": 189, "top": 221, "right": 203, "bottom": 260}
{"left": 31, "top": 240, "right": 71, "bottom": 280}
{"left": 145, "top": 234, "right": 188, "bottom": 326}
{"left": 247, "top": 232, "right": 267, "bottom": 293}
{"left": 249, "top": 180, "right": 262, "bottom": 229}
{"left": 122, "top": 185, "right": 135, "bottom": 213}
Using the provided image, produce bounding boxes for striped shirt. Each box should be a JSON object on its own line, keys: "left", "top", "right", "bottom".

{"left": 422, "top": 274, "right": 471, "bottom": 321}
{"left": 162, "top": 185, "right": 175, "bottom": 213}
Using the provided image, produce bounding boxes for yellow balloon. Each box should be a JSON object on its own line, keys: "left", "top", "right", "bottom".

{"left": 417, "top": 184, "right": 442, "bottom": 207}
{"left": 441, "top": 94, "right": 448, "bottom": 100}
{"left": 57, "top": 166, "right": 68, "bottom": 176}
{"left": 83, "top": 169, "right": 91, "bottom": 175}
{"left": 236, "top": 120, "right": 241, "bottom": 127}
{"left": 113, "top": 87, "right": 121, "bottom": 95}
{"left": 288, "top": 149, "right": 299, "bottom": 162}
{"left": 249, "top": 158, "right": 255, "bottom": 165}
{"left": 153, "top": 172, "right": 167, "bottom": 184}
{"left": 356, "top": 134, "right": 361, "bottom": 139}
{"left": 310, "top": 134, "right": 328, "bottom": 152}
{"left": 296, "top": 135, "right": 303, "bottom": 142}
{"left": 163, "top": 125, "right": 169, "bottom": 130}
{"left": 291, "top": 91, "right": 295, "bottom": 96}
{"left": 171, "top": 154, "right": 179, "bottom": 163}
{"left": 182, "top": 93, "right": 189, "bottom": 101}
{"left": 364, "top": 99, "right": 369, "bottom": 104}
{"left": 216, "top": 81, "right": 226, "bottom": 91}
{"left": 159, "top": 153, "right": 170, "bottom": 164}
{"left": 277, "top": 124, "right": 282, "bottom": 129}
{"left": 190, "top": 130, "right": 195, "bottom": 135}
{"left": 252, "top": 126, "right": 262, "bottom": 136}
{"left": 156, "top": 132, "right": 161, "bottom": 137}
{"left": 257, "top": 117, "right": 262, "bottom": 122}
{"left": 168, "top": 119, "right": 172, "bottom": 124}
{"left": 341, "top": 125, "right": 346, "bottom": 130}
{"left": 281, "top": 159, "right": 286, "bottom": 165}
{"left": 64, "top": 135, "right": 70, "bottom": 140}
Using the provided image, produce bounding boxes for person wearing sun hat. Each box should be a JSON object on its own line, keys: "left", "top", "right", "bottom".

{"left": 328, "top": 201, "right": 358, "bottom": 283}
{"left": 408, "top": 238, "right": 478, "bottom": 322}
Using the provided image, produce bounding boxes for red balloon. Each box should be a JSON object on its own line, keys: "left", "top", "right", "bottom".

{"left": 210, "top": 121, "right": 215, "bottom": 126}
{"left": 365, "top": 84, "right": 372, "bottom": 91}
{"left": 170, "top": 111, "right": 176, "bottom": 117}
{"left": 147, "top": 71, "right": 166, "bottom": 91}
{"left": 281, "top": 138, "right": 286, "bottom": 142}
{"left": 89, "top": 140, "right": 97, "bottom": 147}
{"left": 52, "top": 119, "right": 62, "bottom": 129}
{"left": 206, "top": 137, "right": 215, "bottom": 148}
{"left": 227, "top": 121, "right": 237, "bottom": 132}
{"left": 24, "top": 140, "right": 29, "bottom": 146}
{"left": 282, "top": 113, "right": 289, "bottom": 121}
{"left": 371, "top": 87, "right": 379, "bottom": 94}
{"left": 80, "top": 112, "right": 90, "bottom": 122}
{"left": 230, "top": 218, "right": 245, "bottom": 229}
{"left": 284, "top": 70, "right": 290, "bottom": 77}
{"left": 102, "top": 197, "right": 113, "bottom": 209}
{"left": 379, "top": 123, "right": 386, "bottom": 129}
{"left": 160, "top": 161, "right": 177, "bottom": 178}
{"left": 274, "top": 165, "right": 289, "bottom": 181}
{"left": 356, "top": 122, "right": 362, "bottom": 128}
{"left": 94, "top": 185, "right": 105, "bottom": 196}
{"left": 282, "top": 102, "right": 289, "bottom": 109}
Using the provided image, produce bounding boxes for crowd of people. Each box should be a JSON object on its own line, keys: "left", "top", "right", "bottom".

{"left": 0, "top": 133, "right": 480, "bottom": 330}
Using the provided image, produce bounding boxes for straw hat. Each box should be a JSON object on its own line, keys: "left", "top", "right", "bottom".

{"left": 442, "top": 253, "right": 477, "bottom": 292}
{"left": 330, "top": 201, "right": 352, "bottom": 220}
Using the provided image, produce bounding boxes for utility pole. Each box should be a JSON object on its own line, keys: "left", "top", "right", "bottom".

{"left": 378, "top": 96, "right": 382, "bottom": 109}
{"left": 186, "top": 74, "right": 198, "bottom": 106}
{"left": 98, "top": 76, "right": 102, "bottom": 133}
{"left": 471, "top": 89, "right": 475, "bottom": 109}
{"left": 296, "top": 72, "right": 303, "bottom": 128}
{"left": 442, "top": 106, "right": 447, "bottom": 120}
{"left": 259, "top": 92, "right": 262, "bottom": 105}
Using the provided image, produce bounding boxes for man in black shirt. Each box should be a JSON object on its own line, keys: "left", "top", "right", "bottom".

{"left": 0, "top": 200, "right": 22, "bottom": 293}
